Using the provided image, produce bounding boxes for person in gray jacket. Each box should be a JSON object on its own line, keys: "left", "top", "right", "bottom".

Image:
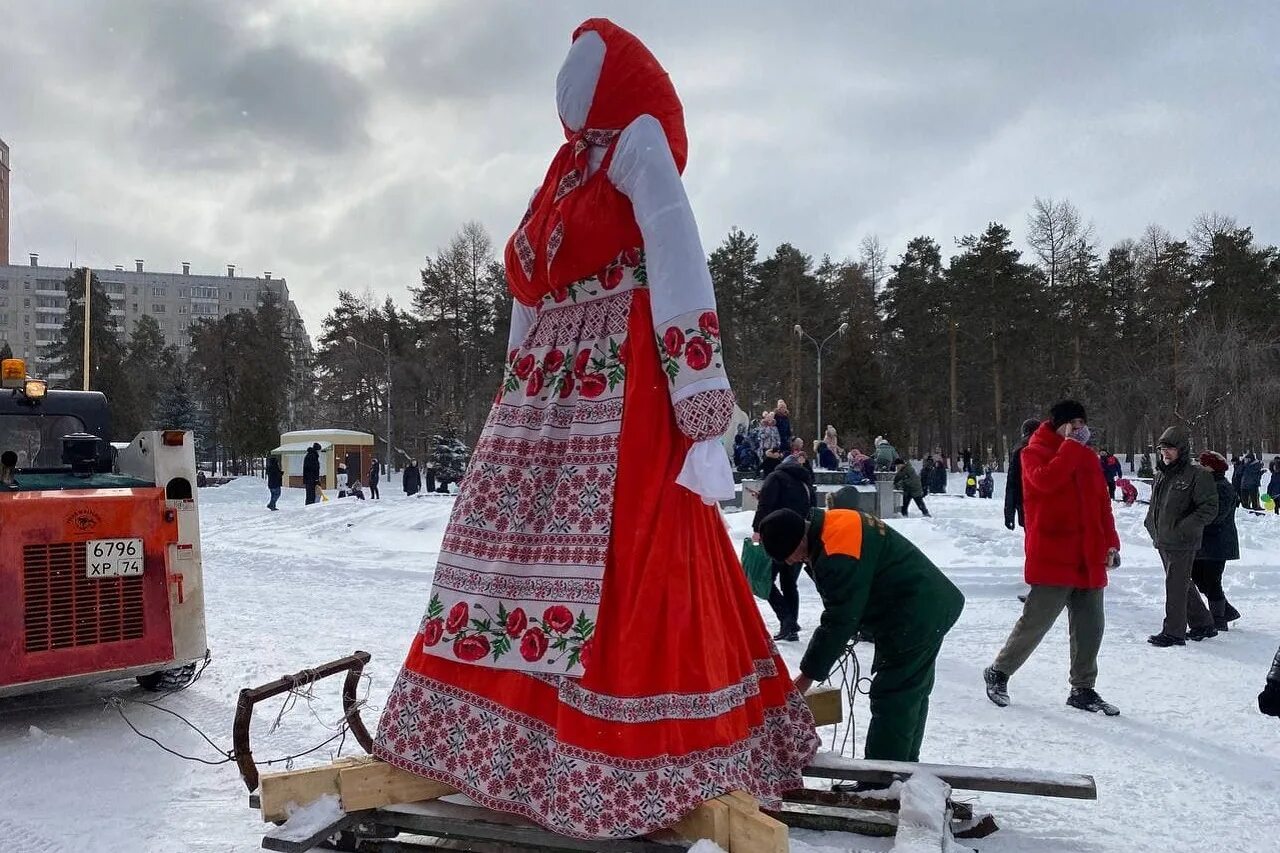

{"left": 1145, "top": 426, "right": 1219, "bottom": 646}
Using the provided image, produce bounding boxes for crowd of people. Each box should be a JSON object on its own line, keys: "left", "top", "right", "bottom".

{"left": 746, "top": 396, "right": 1278, "bottom": 724}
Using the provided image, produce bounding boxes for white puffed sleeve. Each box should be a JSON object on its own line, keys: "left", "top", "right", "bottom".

{"left": 507, "top": 301, "right": 538, "bottom": 352}
{"left": 608, "top": 114, "right": 735, "bottom": 504}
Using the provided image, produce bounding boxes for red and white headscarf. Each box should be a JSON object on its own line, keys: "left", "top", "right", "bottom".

{"left": 504, "top": 19, "right": 688, "bottom": 306}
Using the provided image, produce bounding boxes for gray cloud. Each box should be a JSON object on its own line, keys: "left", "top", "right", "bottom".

{"left": 1, "top": 0, "right": 1277, "bottom": 338}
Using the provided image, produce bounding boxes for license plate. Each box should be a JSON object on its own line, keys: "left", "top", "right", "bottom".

{"left": 86, "top": 538, "right": 145, "bottom": 578}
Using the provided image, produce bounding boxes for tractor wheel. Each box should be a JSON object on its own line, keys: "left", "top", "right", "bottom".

{"left": 135, "top": 662, "right": 198, "bottom": 691}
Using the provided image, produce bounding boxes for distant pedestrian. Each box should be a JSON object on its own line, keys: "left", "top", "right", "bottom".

{"left": 978, "top": 468, "right": 994, "bottom": 499}
{"left": 1269, "top": 456, "right": 1280, "bottom": 515}
{"left": 1100, "top": 449, "right": 1122, "bottom": 501}
{"left": 1146, "top": 427, "right": 1219, "bottom": 647}
{"left": 929, "top": 457, "right": 948, "bottom": 494}
{"left": 873, "top": 436, "right": 898, "bottom": 472}
{"left": 921, "top": 456, "right": 936, "bottom": 494}
{"left": 816, "top": 441, "right": 840, "bottom": 471}
{"left": 349, "top": 480, "right": 366, "bottom": 500}
{"left": 1004, "top": 417, "right": 1039, "bottom": 530}
{"left": 964, "top": 472, "right": 977, "bottom": 497}
{"left": 424, "top": 461, "right": 438, "bottom": 494}
{"left": 368, "top": 459, "right": 382, "bottom": 500}
{"left": 984, "top": 400, "right": 1122, "bottom": 716}
{"left": 1238, "top": 453, "right": 1264, "bottom": 511}
{"left": 894, "top": 458, "right": 930, "bottom": 517}
{"left": 1191, "top": 451, "right": 1242, "bottom": 632}
{"left": 1116, "top": 477, "right": 1138, "bottom": 506}
{"left": 403, "top": 460, "right": 422, "bottom": 496}
{"left": 303, "top": 443, "right": 321, "bottom": 506}
{"left": 751, "top": 462, "right": 816, "bottom": 641}
{"left": 961, "top": 447, "right": 973, "bottom": 475}
{"left": 774, "top": 400, "right": 793, "bottom": 451}
{"left": 760, "top": 446, "right": 784, "bottom": 477}
{"left": 823, "top": 425, "right": 841, "bottom": 459}
{"left": 1230, "top": 456, "right": 1244, "bottom": 503}
{"left": 266, "top": 455, "right": 283, "bottom": 511}
{"left": 758, "top": 412, "right": 781, "bottom": 453}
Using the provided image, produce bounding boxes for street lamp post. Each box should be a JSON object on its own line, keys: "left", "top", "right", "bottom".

{"left": 346, "top": 334, "right": 393, "bottom": 478}
{"left": 794, "top": 322, "right": 849, "bottom": 443}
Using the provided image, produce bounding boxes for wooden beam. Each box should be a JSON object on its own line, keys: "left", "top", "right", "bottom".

{"left": 721, "top": 792, "right": 788, "bottom": 853}
{"left": 803, "top": 687, "right": 843, "bottom": 726}
{"left": 259, "top": 762, "right": 348, "bottom": 823}
{"left": 806, "top": 754, "right": 1097, "bottom": 799}
{"left": 671, "top": 797, "right": 730, "bottom": 849}
{"left": 337, "top": 760, "right": 456, "bottom": 813}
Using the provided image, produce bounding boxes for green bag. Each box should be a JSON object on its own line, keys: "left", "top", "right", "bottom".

{"left": 740, "top": 538, "right": 774, "bottom": 600}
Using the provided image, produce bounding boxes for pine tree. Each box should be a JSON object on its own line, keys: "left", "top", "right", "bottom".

{"left": 49, "top": 269, "right": 136, "bottom": 438}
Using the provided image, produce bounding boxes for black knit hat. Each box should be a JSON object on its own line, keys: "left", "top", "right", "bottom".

{"left": 759, "top": 509, "right": 807, "bottom": 563}
{"left": 1020, "top": 418, "right": 1040, "bottom": 438}
{"left": 1049, "top": 400, "right": 1087, "bottom": 428}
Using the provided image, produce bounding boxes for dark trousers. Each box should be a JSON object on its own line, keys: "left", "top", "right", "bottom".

{"left": 1160, "top": 549, "right": 1213, "bottom": 638}
{"left": 1242, "top": 488, "right": 1261, "bottom": 511}
{"left": 901, "top": 494, "right": 928, "bottom": 516}
{"left": 767, "top": 561, "right": 801, "bottom": 631}
{"left": 370, "top": 483, "right": 380, "bottom": 499}
{"left": 267, "top": 487, "right": 281, "bottom": 509}
{"left": 305, "top": 484, "right": 318, "bottom": 505}
{"left": 1106, "top": 478, "right": 1117, "bottom": 501}
{"left": 865, "top": 606, "right": 961, "bottom": 762}
{"left": 1191, "top": 558, "right": 1226, "bottom": 602}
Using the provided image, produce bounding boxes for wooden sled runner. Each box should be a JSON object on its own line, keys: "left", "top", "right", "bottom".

{"left": 235, "top": 653, "right": 1097, "bottom": 852}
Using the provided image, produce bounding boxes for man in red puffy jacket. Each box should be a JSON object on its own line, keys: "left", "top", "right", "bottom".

{"left": 983, "top": 400, "right": 1122, "bottom": 715}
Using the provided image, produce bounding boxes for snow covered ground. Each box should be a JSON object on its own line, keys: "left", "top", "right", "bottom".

{"left": 1, "top": 474, "right": 1277, "bottom": 852}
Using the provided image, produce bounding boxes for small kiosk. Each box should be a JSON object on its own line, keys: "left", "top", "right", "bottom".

{"left": 272, "top": 429, "right": 374, "bottom": 490}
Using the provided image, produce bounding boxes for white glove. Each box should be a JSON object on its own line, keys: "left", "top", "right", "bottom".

{"left": 676, "top": 439, "right": 736, "bottom": 505}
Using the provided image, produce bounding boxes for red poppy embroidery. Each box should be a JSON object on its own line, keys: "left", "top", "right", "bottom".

{"left": 598, "top": 265, "right": 625, "bottom": 290}
{"left": 506, "top": 607, "right": 528, "bottom": 638}
{"left": 573, "top": 349, "right": 593, "bottom": 378}
{"left": 526, "top": 370, "right": 545, "bottom": 396}
{"left": 580, "top": 373, "right": 608, "bottom": 398}
{"left": 663, "top": 327, "right": 685, "bottom": 357}
{"left": 514, "top": 354, "right": 536, "bottom": 380}
{"left": 543, "top": 349, "right": 566, "bottom": 374}
{"left": 422, "top": 618, "right": 444, "bottom": 647}
{"left": 454, "top": 635, "right": 490, "bottom": 662}
{"left": 446, "top": 602, "right": 469, "bottom": 634}
{"left": 543, "top": 605, "right": 574, "bottom": 633}
{"left": 559, "top": 372, "right": 576, "bottom": 398}
{"left": 685, "top": 336, "right": 713, "bottom": 371}
{"left": 520, "top": 627, "right": 549, "bottom": 662}
{"left": 698, "top": 311, "right": 720, "bottom": 339}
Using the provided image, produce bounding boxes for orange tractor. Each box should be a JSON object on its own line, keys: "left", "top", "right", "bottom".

{"left": 0, "top": 358, "right": 208, "bottom": 697}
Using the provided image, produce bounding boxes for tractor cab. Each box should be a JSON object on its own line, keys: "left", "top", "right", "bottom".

{"left": 0, "top": 359, "right": 208, "bottom": 698}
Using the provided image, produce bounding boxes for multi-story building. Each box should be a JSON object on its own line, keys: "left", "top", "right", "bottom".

{"left": 0, "top": 255, "right": 312, "bottom": 375}
{"left": 0, "top": 138, "right": 10, "bottom": 265}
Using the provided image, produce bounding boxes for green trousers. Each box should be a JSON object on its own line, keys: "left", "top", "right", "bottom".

{"left": 863, "top": 618, "right": 958, "bottom": 762}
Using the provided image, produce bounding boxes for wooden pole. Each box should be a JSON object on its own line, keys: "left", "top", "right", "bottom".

{"left": 82, "top": 267, "right": 91, "bottom": 391}
{"left": 949, "top": 320, "right": 958, "bottom": 470}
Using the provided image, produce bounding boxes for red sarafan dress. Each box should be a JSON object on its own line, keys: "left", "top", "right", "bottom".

{"left": 374, "top": 19, "right": 818, "bottom": 839}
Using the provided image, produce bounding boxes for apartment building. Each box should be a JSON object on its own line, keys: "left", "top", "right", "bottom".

{"left": 0, "top": 255, "right": 311, "bottom": 372}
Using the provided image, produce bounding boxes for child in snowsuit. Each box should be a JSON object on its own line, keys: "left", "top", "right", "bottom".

{"left": 893, "top": 458, "right": 930, "bottom": 517}
{"left": 978, "top": 469, "right": 994, "bottom": 499}
{"left": 964, "top": 474, "right": 978, "bottom": 497}
{"left": 760, "top": 507, "right": 964, "bottom": 762}
{"left": 1116, "top": 478, "right": 1138, "bottom": 506}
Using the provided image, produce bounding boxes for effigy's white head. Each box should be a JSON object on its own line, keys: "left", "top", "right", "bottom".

{"left": 556, "top": 30, "right": 606, "bottom": 131}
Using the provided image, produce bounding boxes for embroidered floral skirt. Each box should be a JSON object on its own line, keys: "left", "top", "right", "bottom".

{"left": 375, "top": 277, "right": 818, "bottom": 839}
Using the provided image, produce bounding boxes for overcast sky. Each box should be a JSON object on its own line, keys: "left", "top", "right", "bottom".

{"left": 2, "top": 1, "right": 1277, "bottom": 337}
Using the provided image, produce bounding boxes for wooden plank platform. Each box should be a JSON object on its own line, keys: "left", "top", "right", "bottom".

{"left": 805, "top": 754, "right": 1097, "bottom": 799}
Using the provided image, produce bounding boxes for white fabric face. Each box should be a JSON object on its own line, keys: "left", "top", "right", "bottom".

{"left": 556, "top": 31, "right": 605, "bottom": 132}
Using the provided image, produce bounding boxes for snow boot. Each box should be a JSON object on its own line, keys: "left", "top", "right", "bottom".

{"left": 1067, "top": 688, "right": 1120, "bottom": 716}
{"left": 1224, "top": 601, "right": 1241, "bottom": 623}
{"left": 983, "top": 666, "right": 1010, "bottom": 707}
{"left": 1017, "top": 594, "right": 1028, "bottom": 604}
{"left": 1147, "top": 632, "right": 1186, "bottom": 647}
{"left": 1188, "top": 624, "right": 1218, "bottom": 641}
{"left": 1210, "top": 600, "right": 1229, "bottom": 632}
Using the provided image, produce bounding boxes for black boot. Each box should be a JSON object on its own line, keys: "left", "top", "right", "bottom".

{"left": 1188, "top": 624, "right": 1218, "bottom": 641}
{"left": 1148, "top": 632, "right": 1186, "bottom": 647}
{"left": 1067, "top": 687, "right": 1120, "bottom": 716}
{"left": 983, "top": 666, "right": 1010, "bottom": 707}
{"left": 1210, "top": 599, "right": 1229, "bottom": 632}
{"left": 1224, "top": 601, "right": 1241, "bottom": 622}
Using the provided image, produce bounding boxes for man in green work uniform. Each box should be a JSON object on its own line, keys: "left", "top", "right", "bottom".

{"left": 760, "top": 506, "right": 964, "bottom": 762}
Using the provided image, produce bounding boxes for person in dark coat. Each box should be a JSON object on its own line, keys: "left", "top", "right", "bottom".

{"left": 893, "top": 458, "right": 930, "bottom": 517}
{"left": 961, "top": 447, "right": 973, "bottom": 475}
{"left": 424, "top": 462, "right": 438, "bottom": 494}
{"left": 921, "top": 456, "right": 936, "bottom": 493}
{"left": 266, "top": 455, "right": 284, "bottom": 511}
{"left": 1267, "top": 457, "right": 1280, "bottom": 515}
{"left": 929, "top": 458, "right": 947, "bottom": 494}
{"left": 760, "top": 507, "right": 964, "bottom": 762}
{"left": 985, "top": 401, "right": 1121, "bottom": 716}
{"left": 1261, "top": 644, "right": 1280, "bottom": 717}
{"left": 302, "top": 443, "right": 321, "bottom": 506}
{"left": 978, "top": 468, "right": 994, "bottom": 499}
{"left": 1191, "top": 452, "right": 1241, "bottom": 631}
{"left": 1230, "top": 456, "right": 1244, "bottom": 504}
{"left": 1004, "top": 417, "right": 1039, "bottom": 529}
{"left": 368, "top": 459, "right": 382, "bottom": 500}
{"left": 1238, "top": 453, "right": 1264, "bottom": 511}
{"left": 751, "top": 462, "right": 816, "bottom": 641}
{"left": 403, "top": 460, "right": 422, "bottom": 496}
{"left": 1146, "top": 426, "right": 1219, "bottom": 646}
{"left": 774, "top": 400, "right": 793, "bottom": 451}
{"left": 1099, "top": 449, "right": 1123, "bottom": 501}
{"left": 760, "top": 446, "right": 784, "bottom": 477}
{"left": 816, "top": 441, "right": 840, "bottom": 471}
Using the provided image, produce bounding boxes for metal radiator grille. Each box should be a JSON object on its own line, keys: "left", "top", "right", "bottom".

{"left": 22, "top": 543, "right": 146, "bottom": 652}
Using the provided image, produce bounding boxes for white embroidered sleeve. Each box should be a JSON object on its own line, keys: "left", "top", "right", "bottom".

{"left": 609, "top": 115, "right": 735, "bottom": 503}
{"left": 508, "top": 300, "right": 538, "bottom": 353}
